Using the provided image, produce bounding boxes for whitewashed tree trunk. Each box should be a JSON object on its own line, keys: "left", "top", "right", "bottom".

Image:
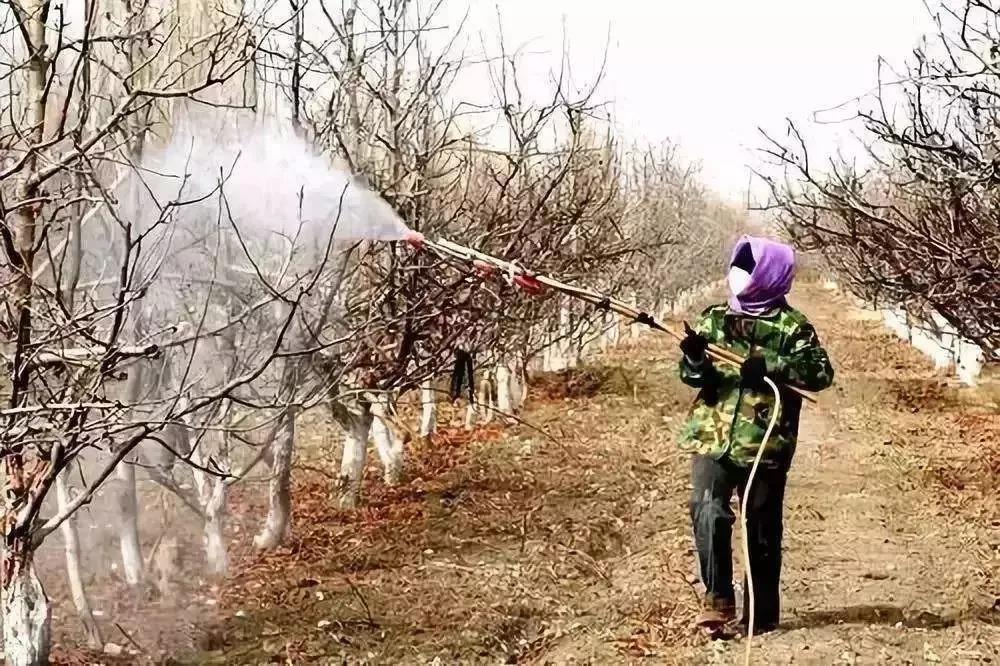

{"left": 1, "top": 3, "right": 52, "bottom": 660}
{"left": 516, "top": 355, "right": 529, "bottom": 410}
{"left": 1, "top": 554, "right": 51, "bottom": 666}
{"left": 510, "top": 357, "right": 526, "bottom": 413}
{"left": 419, "top": 380, "right": 437, "bottom": 440}
{"left": 56, "top": 473, "right": 103, "bottom": 648}
{"left": 464, "top": 402, "right": 477, "bottom": 430}
{"left": 192, "top": 438, "right": 230, "bottom": 575}
{"left": 477, "top": 377, "right": 494, "bottom": 424}
{"left": 254, "top": 407, "right": 296, "bottom": 550}
{"left": 956, "top": 339, "right": 984, "bottom": 386}
{"left": 116, "top": 359, "right": 145, "bottom": 587}
{"left": 201, "top": 480, "right": 228, "bottom": 576}
{"left": 115, "top": 459, "right": 143, "bottom": 587}
{"left": 496, "top": 362, "right": 513, "bottom": 414}
{"left": 153, "top": 536, "right": 180, "bottom": 599}
{"left": 370, "top": 395, "right": 404, "bottom": 485}
{"left": 338, "top": 404, "right": 374, "bottom": 509}
{"left": 2, "top": 4, "right": 52, "bottom": 657}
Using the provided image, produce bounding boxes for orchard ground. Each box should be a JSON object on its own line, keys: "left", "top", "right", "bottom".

{"left": 49, "top": 283, "right": 1000, "bottom": 664}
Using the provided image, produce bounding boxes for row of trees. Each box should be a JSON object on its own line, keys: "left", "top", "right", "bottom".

{"left": 0, "top": 0, "right": 747, "bottom": 662}
{"left": 760, "top": 0, "right": 1000, "bottom": 359}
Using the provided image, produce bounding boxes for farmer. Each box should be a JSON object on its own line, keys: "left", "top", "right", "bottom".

{"left": 678, "top": 235, "right": 834, "bottom": 636}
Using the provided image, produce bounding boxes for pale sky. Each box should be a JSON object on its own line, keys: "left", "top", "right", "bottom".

{"left": 442, "top": 0, "right": 935, "bottom": 201}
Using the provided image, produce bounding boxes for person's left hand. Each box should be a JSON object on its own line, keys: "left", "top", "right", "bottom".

{"left": 740, "top": 355, "right": 768, "bottom": 391}
{"left": 680, "top": 323, "right": 709, "bottom": 362}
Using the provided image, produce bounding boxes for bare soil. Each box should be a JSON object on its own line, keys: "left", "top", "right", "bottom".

{"left": 49, "top": 284, "right": 1000, "bottom": 664}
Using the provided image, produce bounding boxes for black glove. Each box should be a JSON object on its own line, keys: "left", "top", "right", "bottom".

{"left": 679, "top": 323, "right": 708, "bottom": 362}
{"left": 740, "top": 354, "right": 768, "bottom": 391}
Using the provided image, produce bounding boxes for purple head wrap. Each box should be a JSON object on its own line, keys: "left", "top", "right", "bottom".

{"left": 727, "top": 235, "right": 796, "bottom": 316}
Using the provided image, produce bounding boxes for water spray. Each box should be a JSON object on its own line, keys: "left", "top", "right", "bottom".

{"left": 126, "top": 118, "right": 416, "bottom": 268}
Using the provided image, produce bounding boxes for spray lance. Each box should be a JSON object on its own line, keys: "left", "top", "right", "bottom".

{"left": 404, "top": 231, "right": 813, "bottom": 403}
{"left": 405, "top": 231, "right": 798, "bottom": 661}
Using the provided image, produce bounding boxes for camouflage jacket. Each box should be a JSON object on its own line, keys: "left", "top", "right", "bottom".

{"left": 678, "top": 304, "right": 834, "bottom": 466}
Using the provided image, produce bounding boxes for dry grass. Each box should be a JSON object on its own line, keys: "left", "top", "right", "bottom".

{"left": 195, "top": 351, "right": 705, "bottom": 664}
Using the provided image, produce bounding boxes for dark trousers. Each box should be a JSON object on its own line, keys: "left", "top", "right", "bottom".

{"left": 449, "top": 350, "right": 475, "bottom": 402}
{"left": 689, "top": 452, "right": 791, "bottom": 627}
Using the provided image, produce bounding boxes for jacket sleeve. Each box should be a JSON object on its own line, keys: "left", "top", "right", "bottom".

{"left": 679, "top": 310, "right": 717, "bottom": 388}
{"left": 776, "top": 320, "right": 834, "bottom": 392}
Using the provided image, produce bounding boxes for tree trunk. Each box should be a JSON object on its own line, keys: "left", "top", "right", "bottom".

{"left": 370, "top": 396, "right": 403, "bottom": 485}
{"left": 419, "top": 380, "right": 436, "bottom": 440}
{"left": 476, "top": 377, "right": 493, "bottom": 424}
{"left": 56, "top": 472, "right": 103, "bottom": 648}
{"left": 153, "top": 536, "right": 180, "bottom": 599}
{"left": 1, "top": 546, "right": 51, "bottom": 666}
{"left": 463, "top": 402, "right": 477, "bottom": 430}
{"left": 254, "top": 407, "right": 296, "bottom": 550}
{"left": 115, "top": 459, "right": 143, "bottom": 587}
{"left": 515, "top": 354, "right": 529, "bottom": 411}
{"left": 511, "top": 372, "right": 525, "bottom": 413}
{"left": 2, "top": 5, "right": 51, "bottom": 659}
{"left": 956, "top": 339, "right": 984, "bottom": 386}
{"left": 202, "top": 479, "right": 228, "bottom": 576}
{"left": 116, "top": 357, "right": 145, "bottom": 586}
{"left": 495, "top": 362, "right": 513, "bottom": 414}
{"left": 338, "top": 403, "right": 373, "bottom": 509}
{"left": 190, "top": 426, "right": 231, "bottom": 574}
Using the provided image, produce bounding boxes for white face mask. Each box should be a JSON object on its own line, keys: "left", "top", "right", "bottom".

{"left": 728, "top": 266, "right": 752, "bottom": 296}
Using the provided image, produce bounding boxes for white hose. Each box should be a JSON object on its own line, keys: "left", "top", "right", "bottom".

{"left": 740, "top": 376, "right": 782, "bottom": 666}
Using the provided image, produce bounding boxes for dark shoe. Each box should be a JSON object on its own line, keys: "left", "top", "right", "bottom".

{"left": 695, "top": 596, "right": 736, "bottom": 633}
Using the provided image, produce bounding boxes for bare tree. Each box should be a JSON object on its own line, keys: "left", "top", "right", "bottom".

{"left": 237, "top": 0, "right": 652, "bottom": 510}
{"left": 0, "top": 0, "right": 343, "bottom": 661}
{"left": 758, "top": 0, "right": 1000, "bottom": 357}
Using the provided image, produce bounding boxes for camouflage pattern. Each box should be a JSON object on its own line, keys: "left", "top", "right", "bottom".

{"left": 678, "top": 304, "right": 834, "bottom": 466}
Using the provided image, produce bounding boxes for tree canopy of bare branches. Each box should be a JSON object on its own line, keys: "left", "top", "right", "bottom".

{"left": 759, "top": 0, "right": 1000, "bottom": 356}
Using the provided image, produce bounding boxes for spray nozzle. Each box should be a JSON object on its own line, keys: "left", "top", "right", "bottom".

{"left": 404, "top": 231, "right": 426, "bottom": 250}
{"left": 473, "top": 260, "right": 497, "bottom": 277}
